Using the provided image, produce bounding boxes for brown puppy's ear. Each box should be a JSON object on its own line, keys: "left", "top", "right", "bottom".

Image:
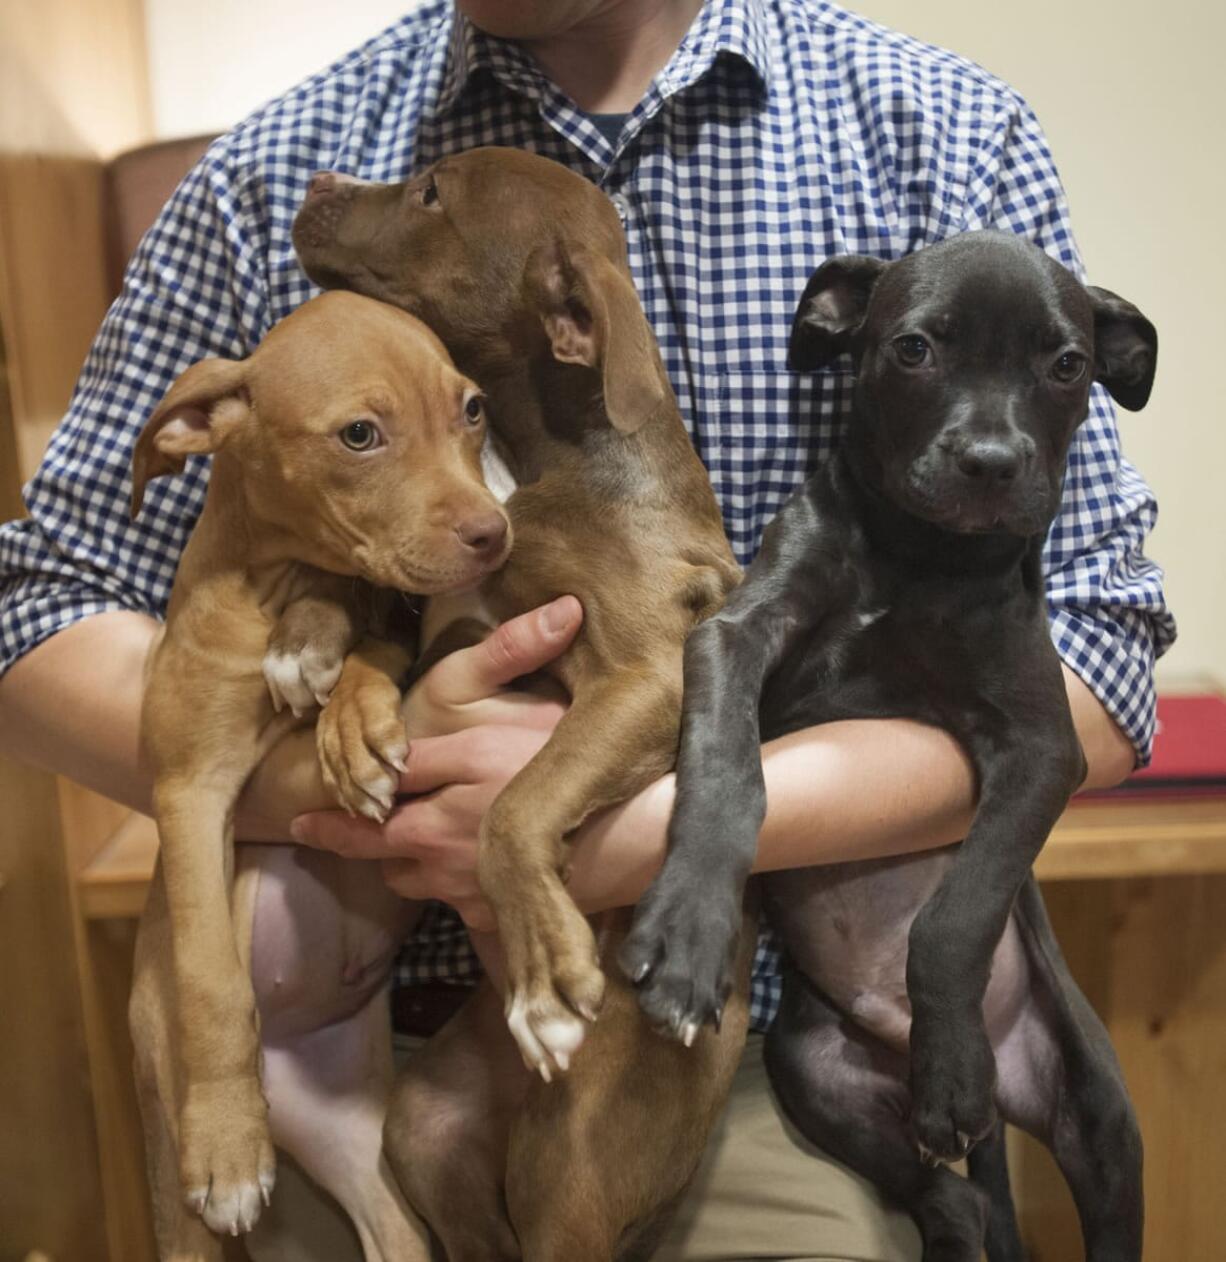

{"left": 131, "top": 357, "right": 250, "bottom": 517}
{"left": 526, "top": 241, "right": 667, "bottom": 434}
{"left": 788, "top": 255, "right": 887, "bottom": 371}
{"left": 1086, "top": 286, "right": 1158, "bottom": 412}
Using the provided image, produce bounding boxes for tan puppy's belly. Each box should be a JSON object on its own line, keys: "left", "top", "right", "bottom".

{"left": 245, "top": 845, "right": 431, "bottom": 1262}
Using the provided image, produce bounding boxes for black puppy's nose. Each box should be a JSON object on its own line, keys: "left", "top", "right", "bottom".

{"left": 956, "top": 440, "right": 1023, "bottom": 484}
{"left": 455, "top": 511, "right": 509, "bottom": 557}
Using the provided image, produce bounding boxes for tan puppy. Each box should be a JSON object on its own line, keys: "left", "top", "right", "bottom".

{"left": 127, "top": 290, "right": 510, "bottom": 1251}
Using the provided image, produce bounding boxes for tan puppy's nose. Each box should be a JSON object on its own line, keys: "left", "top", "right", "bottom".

{"left": 455, "top": 511, "right": 509, "bottom": 557}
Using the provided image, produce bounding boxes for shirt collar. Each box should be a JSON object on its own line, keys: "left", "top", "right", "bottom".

{"left": 434, "top": 0, "right": 771, "bottom": 118}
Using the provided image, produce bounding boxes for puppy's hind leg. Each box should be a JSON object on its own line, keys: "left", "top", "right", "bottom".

{"left": 384, "top": 980, "right": 527, "bottom": 1262}
{"left": 765, "top": 972, "right": 984, "bottom": 1262}
{"left": 1002, "top": 878, "right": 1142, "bottom": 1262}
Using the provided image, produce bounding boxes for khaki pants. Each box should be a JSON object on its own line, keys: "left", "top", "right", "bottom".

{"left": 247, "top": 1033, "right": 921, "bottom": 1262}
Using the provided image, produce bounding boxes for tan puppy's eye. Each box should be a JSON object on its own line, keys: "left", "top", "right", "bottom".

{"left": 339, "top": 420, "right": 382, "bottom": 451}
{"left": 420, "top": 177, "right": 439, "bottom": 207}
{"left": 463, "top": 394, "right": 484, "bottom": 426}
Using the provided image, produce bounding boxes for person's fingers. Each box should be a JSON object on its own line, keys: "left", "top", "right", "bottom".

{"left": 398, "top": 727, "right": 550, "bottom": 795}
{"left": 431, "top": 596, "right": 582, "bottom": 705}
{"left": 290, "top": 807, "right": 398, "bottom": 859}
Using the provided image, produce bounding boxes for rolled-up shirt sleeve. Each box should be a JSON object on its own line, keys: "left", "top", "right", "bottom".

{"left": 0, "top": 136, "right": 273, "bottom": 677}
{"left": 959, "top": 90, "right": 1176, "bottom": 765}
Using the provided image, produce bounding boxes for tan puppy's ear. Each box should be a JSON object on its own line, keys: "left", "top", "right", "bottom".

{"left": 526, "top": 241, "right": 668, "bottom": 434}
{"left": 131, "top": 358, "right": 250, "bottom": 517}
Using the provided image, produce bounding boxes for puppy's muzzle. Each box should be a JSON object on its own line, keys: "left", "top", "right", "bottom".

{"left": 455, "top": 509, "right": 510, "bottom": 561}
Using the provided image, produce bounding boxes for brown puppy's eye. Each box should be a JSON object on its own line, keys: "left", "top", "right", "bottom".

{"left": 339, "top": 420, "right": 380, "bottom": 451}
{"left": 463, "top": 395, "right": 483, "bottom": 425}
{"left": 893, "top": 335, "right": 931, "bottom": 367}
{"left": 420, "top": 177, "right": 439, "bottom": 207}
{"left": 1051, "top": 351, "right": 1087, "bottom": 384}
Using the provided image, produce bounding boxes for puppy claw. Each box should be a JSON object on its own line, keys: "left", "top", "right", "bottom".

{"left": 681, "top": 1020, "right": 699, "bottom": 1048}
{"left": 632, "top": 960, "right": 651, "bottom": 984}
{"left": 956, "top": 1130, "right": 972, "bottom": 1155}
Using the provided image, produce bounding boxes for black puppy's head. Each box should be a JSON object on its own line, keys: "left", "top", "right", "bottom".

{"left": 788, "top": 231, "right": 1157, "bottom": 536}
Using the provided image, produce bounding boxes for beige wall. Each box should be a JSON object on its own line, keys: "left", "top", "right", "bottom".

{"left": 142, "top": 0, "right": 1223, "bottom": 683}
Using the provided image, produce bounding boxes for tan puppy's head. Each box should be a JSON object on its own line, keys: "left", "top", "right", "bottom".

{"left": 292, "top": 147, "right": 669, "bottom": 435}
{"left": 132, "top": 291, "right": 511, "bottom": 593}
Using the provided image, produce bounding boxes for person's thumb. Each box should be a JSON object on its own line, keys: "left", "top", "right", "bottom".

{"left": 438, "top": 595, "right": 583, "bottom": 704}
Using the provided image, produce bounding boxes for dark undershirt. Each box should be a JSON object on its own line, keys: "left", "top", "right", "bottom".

{"left": 587, "top": 111, "right": 629, "bottom": 148}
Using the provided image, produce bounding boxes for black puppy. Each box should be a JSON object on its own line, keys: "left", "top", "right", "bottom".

{"left": 620, "top": 230, "right": 1156, "bottom": 1261}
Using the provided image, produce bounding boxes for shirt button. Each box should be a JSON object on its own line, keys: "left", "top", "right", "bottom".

{"left": 609, "top": 192, "right": 631, "bottom": 224}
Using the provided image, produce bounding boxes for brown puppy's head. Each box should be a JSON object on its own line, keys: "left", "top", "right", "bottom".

{"left": 292, "top": 148, "right": 667, "bottom": 435}
{"left": 132, "top": 291, "right": 511, "bottom": 593}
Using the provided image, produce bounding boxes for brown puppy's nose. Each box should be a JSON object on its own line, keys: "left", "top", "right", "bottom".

{"left": 455, "top": 511, "right": 509, "bottom": 557}
{"left": 307, "top": 171, "right": 337, "bottom": 198}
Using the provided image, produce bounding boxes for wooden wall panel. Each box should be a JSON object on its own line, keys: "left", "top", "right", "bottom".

{"left": 1013, "top": 877, "right": 1226, "bottom": 1261}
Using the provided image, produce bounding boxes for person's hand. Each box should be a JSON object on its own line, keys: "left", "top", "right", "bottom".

{"left": 290, "top": 596, "right": 583, "bottom": 928}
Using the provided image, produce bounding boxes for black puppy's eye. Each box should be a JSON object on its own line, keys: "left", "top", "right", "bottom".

{"left": 339, "top": 420, "right": 381, "bottom": 451}
{"left": 893, "top": 335, "right": 931, "bottom": 367}
{"left": 463, "top": 395, "right": 484, "bottom": 425}
{"left": 420, "top": 177, "right": 439, "bottom": 207}
{"left": 1051, "top": 351, "right": 1087, "bottom": 384}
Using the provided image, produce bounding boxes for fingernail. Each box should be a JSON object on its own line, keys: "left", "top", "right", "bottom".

{"left": 289, "top": 818, "right": 308, "bottom": 842}
{"left": 543, "top": 596, "right": 577, "bottom": 636}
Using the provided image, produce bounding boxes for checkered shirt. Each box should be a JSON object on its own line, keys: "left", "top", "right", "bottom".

{"left": 0, "top": 0, "right": 1175, "bottom": 1030}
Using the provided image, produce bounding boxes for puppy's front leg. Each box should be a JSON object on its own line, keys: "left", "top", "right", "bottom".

{"left": 478, "top": 669, "right": 684, "bottom": 1079}
{"left": 263, "top": 575, "right": 379, "bottom": 717}
{"left": 153, "top": 761, "right": 280, "bottom": 1235}
{"left": 906, "top": 691, "right": 1085, "bottom": 1164}
{"left": 621, "top": 489, "right": 846, "bottom": 1038}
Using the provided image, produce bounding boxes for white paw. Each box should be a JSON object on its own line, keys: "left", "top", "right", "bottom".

{"left": 188, "top": 1168, "right": 275, "bottom": 1236}
{"left": 506, "top": 990, "right": 588, "bottom": 1082}
{"left": 263, "top": 647, "right": 342, "bottom": 717}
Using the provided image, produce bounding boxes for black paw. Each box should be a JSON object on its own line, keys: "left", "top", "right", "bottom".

{"left": 619, "top": 876, "right": 742, "bottom": 1043}
{"left": 910, "top": 1019, "right": 997, "bottom": 1163}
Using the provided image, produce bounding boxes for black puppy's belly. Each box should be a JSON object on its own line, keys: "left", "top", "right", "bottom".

{"left": 765, "top": 854, "right": 1034, "bottom": 1062}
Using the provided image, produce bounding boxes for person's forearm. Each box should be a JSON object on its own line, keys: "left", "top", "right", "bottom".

{"left": 568, "top": 665, "right": 1136, "bottom": 913}
{"left": 0, "top": 611, "right": 330, "bottom": 839}
{"left": 0, "top": 612, "right": 155, "bottom": 813}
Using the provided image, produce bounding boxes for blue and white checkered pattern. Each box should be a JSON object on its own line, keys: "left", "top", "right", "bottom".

{"left": 0, "top": 0, "right": 1175, "bottom": 1030}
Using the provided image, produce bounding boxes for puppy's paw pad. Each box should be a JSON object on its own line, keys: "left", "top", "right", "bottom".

{"left": 910, "top": 1030, "right": 997, "bottom": 1163}
{"left": 197, "top": 1176, "right": 271, "bottom": 1237}
{"left": 620, "top": 884, "right": 739, "bottom": 1040}
{"left": 262, "top": 648, "right": 318, "bottom": 717}
{"left": 507, "top": 989, "right": 589, "bottom": 1080}
{"left": 180, "top": 1081, "right": 275, "bottom": 1236}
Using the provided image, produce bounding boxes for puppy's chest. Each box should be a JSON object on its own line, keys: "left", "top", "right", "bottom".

{"left": 760, "top": 565, "right": 1042, "bottom": 741}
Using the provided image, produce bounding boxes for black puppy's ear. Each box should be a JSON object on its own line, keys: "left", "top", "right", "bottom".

{"left": 788, "top": 255, "right": 887, "bottom": 371}
{"left": 1086, "top": 286, "right": 1158, "bottom": 412}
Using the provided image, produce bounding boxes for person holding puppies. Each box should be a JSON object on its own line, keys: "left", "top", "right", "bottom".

{"left": 0, "top": 2, "right": 1172, "bottom": 1259}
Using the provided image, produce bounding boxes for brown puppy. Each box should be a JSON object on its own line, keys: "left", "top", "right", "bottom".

{"left": 294, "top": 149, "right": 752, "bottom": 1259}
{"left": 127, "top": 290, "right": 510, "bottom": 1252}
